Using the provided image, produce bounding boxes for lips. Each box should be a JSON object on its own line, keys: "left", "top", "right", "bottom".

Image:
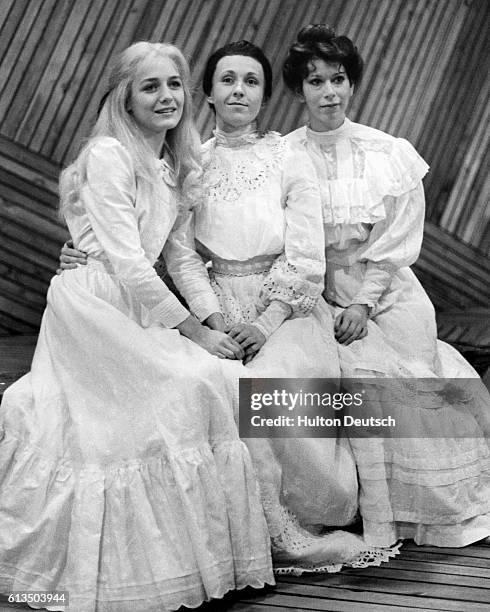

{"left": 155, "top": 108, "right": 176, "bottom": 114}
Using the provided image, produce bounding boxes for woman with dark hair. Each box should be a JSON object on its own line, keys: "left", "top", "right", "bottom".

{"left": 283, "top": 24, "right": 490, "bottom": 548}
{"left": 163, "top": 39, "right": 398, "bottom": 572}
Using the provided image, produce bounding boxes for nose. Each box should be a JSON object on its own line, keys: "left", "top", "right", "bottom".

{"left": 158, "top": 85, "right": 172, "bottom": 101}
{"left": 322, "top": 81, "right": 335, "bottom": 98}
{"left": 232, "top": 79, "right": 244, "bottom": 97}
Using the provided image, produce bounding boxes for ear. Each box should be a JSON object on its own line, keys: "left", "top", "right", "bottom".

{"left": 296, "top": 90, "right": 305, "bottom": 103}
{"left": 206, "top": 96, "right": 214, "bottom": 105}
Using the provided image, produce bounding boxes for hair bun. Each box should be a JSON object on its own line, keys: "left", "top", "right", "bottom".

{"left": 297, "top": 24, "right": 336, "bottom": 44}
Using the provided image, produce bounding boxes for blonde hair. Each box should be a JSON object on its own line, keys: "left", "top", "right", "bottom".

{"left": 60, "top": 42, "right": 201, "bottom": 215}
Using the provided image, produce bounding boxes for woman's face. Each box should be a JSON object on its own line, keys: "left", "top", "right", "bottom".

{"left": 208, "top": 55, "right": 265, "bottom": 131}
{"left": 129, "top": 55, "right": 185, "bottom": 140}
{"left": 302, "top": 59, "right": 353, "bottom": 131}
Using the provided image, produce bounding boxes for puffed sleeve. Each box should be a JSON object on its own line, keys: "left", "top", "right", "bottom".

{"left": 254, "top": 147, "right": 325, "bottom": 337}
{"left": 81, "top": 138, "right": 190, "bottom": 327}
{"left": 351, "top": 182, "right": 426, "bottom": 310}
{"left": 163, "top": 209, "right": 222, "bottom": 322}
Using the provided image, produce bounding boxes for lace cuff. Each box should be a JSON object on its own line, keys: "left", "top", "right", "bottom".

{"left": 253, "top": 301, "right": 292, "bottom": 339}
{"left": 260, "top": 254, "right": 323, "bottom": 317}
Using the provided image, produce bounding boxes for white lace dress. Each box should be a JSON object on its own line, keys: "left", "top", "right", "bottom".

{"left": 0, "top": 137, "right": 274, "bottom": 611}
{"left": 165, "top": 130, "right": 398, "bottom": 572}
{"left": 287, "top": 119, "right": 490, "bottom": 547}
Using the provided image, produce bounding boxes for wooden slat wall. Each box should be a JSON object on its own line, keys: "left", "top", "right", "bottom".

{"left": 0, "top": 0, "right": 489, "bottom": 334}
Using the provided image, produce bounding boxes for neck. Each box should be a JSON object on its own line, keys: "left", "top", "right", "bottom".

{"left": 145, "top": 132, "right": 167, "bottom": 158}
{"left": 215, "top": 119, "right": 257, "bottom": 138}
{"left": 308, "top": 117, "right": 346, "bottom": 133}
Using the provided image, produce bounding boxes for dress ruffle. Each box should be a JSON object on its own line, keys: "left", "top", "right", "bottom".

{"left": 0, "top": 425, "right": 273, "bottom": 612}
{"left": 288, "top": 121, "right": 429, "bottom": 226}
{"left": 321, "top": 138, "right": 429, "bottom": 225}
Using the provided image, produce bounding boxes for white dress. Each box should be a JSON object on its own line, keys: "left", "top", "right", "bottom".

{"left": 165, "top": 130, "right": 398, "bottom": 572}
{"left": 0, "top": 137, "right": 274, "bottom": 612}
{"left": 287, "top": 119, "right": 490, "bottom": 547}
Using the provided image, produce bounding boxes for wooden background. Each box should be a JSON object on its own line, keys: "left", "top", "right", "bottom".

{"left": 0, "top": 0, "right": 489, "bottom": 335}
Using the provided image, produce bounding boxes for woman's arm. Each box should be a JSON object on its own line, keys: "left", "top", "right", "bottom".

{"left": 254, "top": 146, "right": 325, "bottom": 338}
{"left": 163, "top": 209, "right": 223, "bottom": 323}
{"left": 75, "top": 139, "right": 242, "bottom": 358}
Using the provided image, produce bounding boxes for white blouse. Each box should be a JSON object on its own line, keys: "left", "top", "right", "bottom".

{"left": 164, "top": 131, "right": 325, "bottom": 328}
{"left": 286, "top": 119, "right": 430, "bottom": 309}
{"left": 60, "top": 137, "right": 189, "bottom": 327}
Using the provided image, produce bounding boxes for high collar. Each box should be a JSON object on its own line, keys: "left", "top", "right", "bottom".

{"left": 213, "top": 123, "right": 260, "bottom": 148}
{"left": 306, "top": 118, "right": 353, "bottom": 144}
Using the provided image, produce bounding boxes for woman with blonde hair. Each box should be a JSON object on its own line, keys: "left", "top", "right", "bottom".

{"left": 0, "top": 41, "right": 273, "bottom": 611}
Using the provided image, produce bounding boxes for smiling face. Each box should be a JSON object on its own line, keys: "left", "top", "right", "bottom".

{"left": 128, "top": 54, "right": 184, "bottom": 142}
{"left": 302, "top": 59, "right": 354, "bottom": 132}
{"left": 208, "top": 55, "right": 265, "bottom": 132}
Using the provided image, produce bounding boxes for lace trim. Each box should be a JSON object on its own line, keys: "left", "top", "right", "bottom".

{"left": 274, "top": 544, "right": 401, "bottom": 575}
{"left": 203, "top": 132, "right": 286, "bottom": 202}
{"left": 211, "top": 254, "right": 277, "bottom": 276}
{"left": 270, "top": 507, "right": 400, "bottom": 575}
{"left": 304, "top": 131, "right": 429, "bottom": 225}
{"left": 260, "top": 254, "right": 322, "bottom": 316}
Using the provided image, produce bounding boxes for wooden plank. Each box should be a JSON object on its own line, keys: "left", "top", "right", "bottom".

{"left": 0, "top": 134, "right": 60, "bottom": 180}
{"left": 30, "top": 0, "right": 108, "bottom": 153}
{"left": 0, "top": 214, "right": 67, "bottom": 260}
{"left": 0, "top": 258, "right": 49, "bottom": 297}
{"left": 0, "top": 0, "right": 18, "bottom": 34}
{"left": 0, "top": 0, "right": 32, "bottom": 65}
{"left": 0, "top": 0, "right": 58, "bottom": 124}
{"left": 0, "top": 335, "right": 37, "bottom": 373}
{"left": 274, "top": 578, "right": 490, "bottom": 611}
{"left": 0, "top": 232, "right": 59, "bottom": 274}
{"left": 0, "top": 153, "right": 58, "bottom": 195}
{"left": 380, "top": 557, "right": 490, "bottom": 578}
{"left": 341, "top": 566, "right": 489, "bottom": 590}
{"left": 0, "top": 294, "right": 43, "bottom": 328}
{"left": 0, "top": 200, "right": 67, "bottom": 243}
{"left": 402, "top": 543, "right": 490, "bottom": 560}
{"left": 271, "top": 571, "right": 490, "bottom": 604}
{"left": 0, "top": 168, "right": 60, "bottom": 214}
{"left": 40, "top": 0, "right": 120, "bottom": 158}
{"left": 238, "top": 591, "right": 424, "bottom": 612}
{"left": 58, "top": 0, "right": 148, "bottom": 164}
{"left": 3, "top": 0, "right": 79, "bottom": 139}
{"left": 15, "top": 0, "right": 93, "bottom": 145}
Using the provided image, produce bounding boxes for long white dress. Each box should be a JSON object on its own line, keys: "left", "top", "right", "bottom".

{"left": 165, "top": 129, "right": 398, "bottom": 572}
{"left": 0, "top": 137, "right": 274, "bottom": 612}
{"left": 287, "top": 119, "right": 490, "bottom": 547}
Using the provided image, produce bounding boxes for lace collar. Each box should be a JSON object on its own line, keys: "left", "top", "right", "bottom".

{"left": 213, "top": 124, "right": 262, "bottom": 148}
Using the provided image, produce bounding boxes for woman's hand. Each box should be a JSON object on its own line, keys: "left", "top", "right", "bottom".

{"left": 57, "top": 240, "right": 88, "bottom": 273}
{"left": 335, "top": 304, "right": 369, "bottom": 345}
{"left": 203, "top": 312, "right": 226, "bottom": 332}
{"left": 177, "top": 316, "right": 244, "bottom": 359}
{"left": 228, "top": 324, "right": 266, "bottom": 356}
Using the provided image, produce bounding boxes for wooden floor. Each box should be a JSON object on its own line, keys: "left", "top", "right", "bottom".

{"left": 1, "top": 336, "right": 489, "bottom": 611}
{"left": 0, "top": 541, "right": 489, "bottom": 611}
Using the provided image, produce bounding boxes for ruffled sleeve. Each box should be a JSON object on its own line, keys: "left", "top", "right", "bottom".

{"left": 351, "top": 181, "right": 426, "bottom": 310}
{"left": 163, "top": 209, "right": 222, "bottom": 322}
{"left": 80, "top": 138, "right": 190, "bottom": 327}
{"left": 255, "top": 145, "right": 325, "bottom": 335}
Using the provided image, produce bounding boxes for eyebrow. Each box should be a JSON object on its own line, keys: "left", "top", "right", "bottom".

{"left": 219, "top": 70, "right": 260, "bottom": 77}
{"left": 140, "top": 75, "right": 181, "bottom": 83}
